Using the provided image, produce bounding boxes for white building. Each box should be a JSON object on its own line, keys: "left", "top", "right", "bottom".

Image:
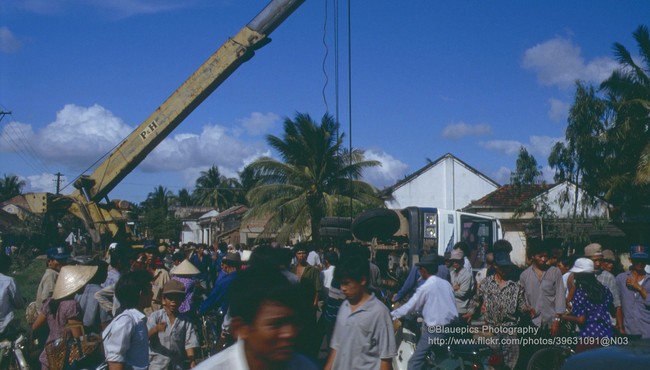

{"left": 180, "top": 209, "right": 217, "bottom": 245}
{"left": 383, "top": 153, "right": 499, "bottom": 210}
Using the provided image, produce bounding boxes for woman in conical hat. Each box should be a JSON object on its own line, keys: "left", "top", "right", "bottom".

{"left": 32, "top": 264, "right": 98, "bottom": 369}
{"left": 170, "top": 258, "right": 202, "bottom": 314}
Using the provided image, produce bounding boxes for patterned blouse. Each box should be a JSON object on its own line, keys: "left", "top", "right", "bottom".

{"left": 571, "top": 286, "right": 614, "bottom": 338}
{"left": 471, "top": 275, "right": 528, "bottom": 327}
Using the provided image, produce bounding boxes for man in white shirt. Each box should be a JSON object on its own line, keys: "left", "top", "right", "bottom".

{"left": 320, "top": 251, "right": 338, "bottom": 292}
{"left": 307, "top": 247, "right": 322, "bottom": 269}
{"left": 391, "top": 254, "right": 458, "bottom": 370}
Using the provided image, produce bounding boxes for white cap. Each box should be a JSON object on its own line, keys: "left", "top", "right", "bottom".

{"left": 570, "top": 258, "right": 594, "bottom": 273}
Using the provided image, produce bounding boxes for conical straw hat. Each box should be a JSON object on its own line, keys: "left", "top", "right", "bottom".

{"left": 52, "top": 265, "right": 98, "bottom": 300}
{"left": 170, "top": 259, "right": 200, "bottom": 276}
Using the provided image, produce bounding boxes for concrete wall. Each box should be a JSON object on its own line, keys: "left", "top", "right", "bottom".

{"left": 387, "top": 156, "right": 498, "bottom": 210}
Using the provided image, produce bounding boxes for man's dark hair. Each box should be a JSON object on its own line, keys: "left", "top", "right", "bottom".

{"left": 527, "top": 239, "right": 548, "bottom": 258}
{"left": 334, "top": 255, "right": 370, "bottom": 283}
{"left": 493, "top": 239, "right": 513, "bottom": 254}
{"left": 228, "top": 266, "right": 298, "bottom": 325}
{"left": 172, "top": 251, "right": 185, "bottom": 263}
{"left": 324, "top": 251, "right": 339, "bottom": 266}
{"left": 109, "top": 245, "right": 135, "bottom": 271}
{"left": 218, "top": 242, "right": 228, "bottom": 254}
{"left": 115, "top": 269, "right": 152, "bottom": 309}
{"left": 293, "top": 242, "right": 310, "bottom": 254}
{"left": 420, "top": 263, "right": 439, "bottom": 276}
{"left": 453, "top": 241, "right": 470, "bottom": 256}
{"left": 248, "top": 244, "right": 279, "bottom": 269}
{"left": 560, "top": 255, "right": 577, "bottom": 269}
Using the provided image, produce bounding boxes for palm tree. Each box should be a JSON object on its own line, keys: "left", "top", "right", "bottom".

{"left": 0, "top": 174, "right": 25, "bottom": 202}
{"left": 176, "top": 188, "right": 194, "bottom": 206}
{"left": 245, "top": 112, "right": 383, "bottom": 245}
{"left": 192, "top": 165, "right": 240, "bottom": 210}
{"left": 141, "top": 186, "right": 178, "bottom": 240}
{"left": 237, "top": 164, "right": 262, "bottom": 206}
{"left": 600, "top": 24, "right": 650, "bottom": 205}
{"left": 143, "top": 185, "right": 174, "bottom": 210}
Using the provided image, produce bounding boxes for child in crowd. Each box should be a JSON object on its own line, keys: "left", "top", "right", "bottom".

{"left": 148, "top": 280, "right": 198, "bottom": 370}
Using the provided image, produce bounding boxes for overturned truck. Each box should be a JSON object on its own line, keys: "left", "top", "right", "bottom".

{"left": 322, "top": 207, "right": 503, "bottom": 291}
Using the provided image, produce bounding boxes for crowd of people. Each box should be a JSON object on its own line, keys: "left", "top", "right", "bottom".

{"left": 0, "top": 238, "right": 648, "bottom": 370}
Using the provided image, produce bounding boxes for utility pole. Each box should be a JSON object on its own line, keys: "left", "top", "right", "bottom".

{"left": 54, "top": 172, "right": 64, "bottom": 194}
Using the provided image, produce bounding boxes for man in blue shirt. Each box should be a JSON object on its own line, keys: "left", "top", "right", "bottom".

{"left": 199, "top": 252, "right": 241, "bottom": 315}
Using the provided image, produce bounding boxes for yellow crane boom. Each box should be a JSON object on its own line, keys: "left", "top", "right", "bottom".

{"left": 26, "top": 0, "right": 305, "bottom": 246}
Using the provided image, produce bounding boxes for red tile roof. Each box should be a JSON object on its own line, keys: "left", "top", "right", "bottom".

{"left": 468, "top": 184, "right": 552, "bottom": 209}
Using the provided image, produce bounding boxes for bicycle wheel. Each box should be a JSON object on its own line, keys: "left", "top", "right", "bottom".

{"left": 526, "top": 347, "right": 565, "bottom": 370}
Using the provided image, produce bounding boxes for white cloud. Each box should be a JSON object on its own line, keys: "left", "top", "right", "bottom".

{"left": 141, "top": 123, "right": 269, "bottom": 180}
{"left": 25, "top": 173, "right": 59, "bottom": 193}
{"left": 522, "top": 36, "right": 618, "bottom": 89}
{"left": 38, "top": 104, "right": 133, "bottom": 167}
{"left": 481, "top": 136, "right": 563, "bottom": 157}
{"left": 480, "top": 140, "right": 523, "bottom": 155}
{"left": 0, "top": 121, "right": 35, "bottom": 152}
{"left": 548, "top": 98, "right": 570, "bottom": 123}
{"left": 238, "top": 112, "right": 280, "bottom": 136}
{"left": 9, "top": 0, "right": 203, "bottom": 17}
{"left": 0, "top": 27, "right": 22, "bottom": 53}
{"left": 362, "top": 149, "right": 409, "bottom": 189}
{"left": 540, "top": 165, "right": 556, "bottom": 184}
{"left": 442, "top": 122, "right": 492, "bottom": 139}
{"left": 9, "top": 0, "right": 62, "bottom": 14}
{"left": 493, "top": 166, "right": 512, "bottom": 185}
{"left": 2, "top": 104, "right": 268, "bottom": 189}
{"left": 529, "top": 136, "right": 563, "bottom": 157}
{"left": 90, "top": 0, "right": 193, "bottom": 17}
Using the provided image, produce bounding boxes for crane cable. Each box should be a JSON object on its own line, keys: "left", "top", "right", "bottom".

{"left": 321, "top": 0, "right": 329, "bottom": 114}
{"left": 347, "top": 0, "right": 353, "bottom": 215}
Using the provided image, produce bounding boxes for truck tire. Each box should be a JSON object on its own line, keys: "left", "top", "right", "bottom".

{"left": 320, "top": 217, "right": 353, "bottom": 228}
{"left": 352, "top": 208, "right": 400, "bottom": 241}
{"left": 319, "top": 227, "right": 352, "bottom": 239}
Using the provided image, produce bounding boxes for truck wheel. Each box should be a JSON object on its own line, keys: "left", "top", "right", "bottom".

{"left": 352, "top": 209, "right": 400, "bottom": 241}
{"left": 319, "top": 227, "right": 352, "bottom": 239}
{"left": 320, "top": 217, "right": 353, "bottom": 228}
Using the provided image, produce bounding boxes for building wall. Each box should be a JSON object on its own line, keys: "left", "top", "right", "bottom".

{"left": 534, "top": 182, "right": 609, "bottom": 219}
{"left": 386, "top": 157, "right": 498, "bottom": 210}
{"left": 180, "top": 221, "right": 201, "bottom": 244}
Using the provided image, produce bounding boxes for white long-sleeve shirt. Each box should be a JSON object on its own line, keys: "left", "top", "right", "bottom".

{"left": 391, "top": 275, "right": 458, "bottom": 327}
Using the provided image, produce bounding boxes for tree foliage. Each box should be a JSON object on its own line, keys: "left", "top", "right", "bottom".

{"left": 0, "top": 174, "right": 25, "bottom": 202}
{"left": 245, "top": 113, "right": 383, "bottom": 245}
{"left": 511, "top": 147, "right": 542, "bottom": 186}
{"left": 140, "top": 186, "right": 181, "bottom": 241}
{"left": 549, "top": 82, "right": 607, "bottom": 192}
{"left": 599, "top": 24, "right": 650, "bottom": 210}
{"left": 192, "top": 165, "right": 242, "bottom": 210}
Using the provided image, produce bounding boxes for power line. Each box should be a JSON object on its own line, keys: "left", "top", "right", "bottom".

{"left": 0, "top": 108, "right": 52, "bottom": 174}
{"left": 0, "top": 110, "right": 48, "bottom": 174}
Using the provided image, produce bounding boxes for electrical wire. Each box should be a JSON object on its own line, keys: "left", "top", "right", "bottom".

{"left": 321, "top": 0, "right": 330, "bottom": 114}
{"left": 0, "top": 109, "right": 52, "bottom": 175}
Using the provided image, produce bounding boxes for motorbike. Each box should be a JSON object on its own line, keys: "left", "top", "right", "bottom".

{"left": 393, "top": 316, "right": 504, "bottom": 370}
{"left": 0, "top": 334, "right": 30, "bottom": 370}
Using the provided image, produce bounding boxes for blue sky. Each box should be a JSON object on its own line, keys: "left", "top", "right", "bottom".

{"left": 1, "top": 0, "right": 649, "bottom": 204}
